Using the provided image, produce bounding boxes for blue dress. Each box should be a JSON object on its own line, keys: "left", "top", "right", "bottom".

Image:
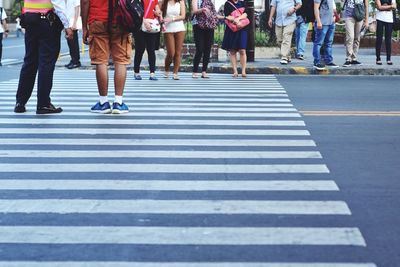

{"left": 221, "top": 0, "right": 248, "bottom": 50}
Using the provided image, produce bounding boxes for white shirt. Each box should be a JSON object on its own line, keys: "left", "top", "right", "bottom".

{"left": 65, "top": 0, "right": 81, "bottom": 29}
{"left": 51, "top": 0, "right": 70, "bottom": 28}
{"left": 376, "top": 9, "right": 393, "bottom": 23}
{"left": 0, "top": 7, "right": 7, "bottom": 34}
{"left": 164, "top": 2, "right": 186, "bottom": 33}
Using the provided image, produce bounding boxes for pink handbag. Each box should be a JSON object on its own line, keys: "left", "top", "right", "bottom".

{"left": 224, "top": 1, "right": 250, "bottom": 32}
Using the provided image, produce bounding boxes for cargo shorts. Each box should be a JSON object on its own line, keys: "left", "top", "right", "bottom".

{"left": 88, "top": 21, "right": 132, "bottom": 65}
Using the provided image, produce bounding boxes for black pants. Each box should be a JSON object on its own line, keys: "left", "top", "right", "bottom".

{"left": 16, "top": 15, "right": 62, "bottom": 108}
{"left": 133, "top": 30, "right": 158, "bottom": 73}
{"left": 193, "top": 25, "right": 214, "bottom": 73}
{"left": 0, "top": 33, "right": 3, "bottom": 64}
{"left": 67, "top": 29, "right": 80, "bottom": 64}
{"left": 376, "top": 19, "right": 393, "bottom": 61}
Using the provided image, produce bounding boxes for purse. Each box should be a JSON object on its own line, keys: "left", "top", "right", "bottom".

{"left": 224, "top": 1, "right": 250, "bottom": 32}
{"left": 141, "top": 0, "right": 160, "bottom": 33}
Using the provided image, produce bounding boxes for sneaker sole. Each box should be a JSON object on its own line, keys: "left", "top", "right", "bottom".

{"left": 91, "top": 109, "right": 112, "bottom": 114}
{"left": 112, "top": 109, "right": 129, "bottom": 114}
{"left": 313, "top": 66, "right": 326, "bottom": 71}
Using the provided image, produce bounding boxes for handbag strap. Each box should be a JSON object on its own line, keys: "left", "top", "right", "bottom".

{"left": 226, "top": 0, "right": 239, "bottom": 11}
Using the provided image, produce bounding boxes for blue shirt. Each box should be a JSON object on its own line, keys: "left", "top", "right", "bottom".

{"left": 271, "top": 0, "right": 301, "bottom": 26}
{"left": 314, "top": 0, "right": 334, "bottom": 25}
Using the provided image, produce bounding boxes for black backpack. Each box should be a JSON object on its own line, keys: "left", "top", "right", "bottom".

{"left": 115, "top": 0, "right": 144, "bottom": 32}
{"left": 300, "top": 0, "right": 325, "bottom": 23}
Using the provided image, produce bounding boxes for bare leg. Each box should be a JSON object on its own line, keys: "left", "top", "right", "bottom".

{"left": 230, "top": 50, "right": 238, "bottom": 77}
{"left": 96, "top": 64, "right": 108, "bottom": 96}
{"left": 114, "top": 64, "right": 127, "bottom": 97}
{"left": 239, "top": 49, "right": 247, "bottom": 77}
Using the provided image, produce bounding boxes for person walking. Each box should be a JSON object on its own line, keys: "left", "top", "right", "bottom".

{"left": 0, "top": 5, "right": 9, "bottom": 67}
{"left": 133, "top": 0, "right": 162, "bottom": 81}
{"left": 191, "top": 0, "right": 218, "bottom": 78}
{"left": 81, "top": 0, "right": 133, "bottom": 114}
{"left": 14, "top": 0, "right": 73, "bottom": 114}
{"left": 312, "top": 0, "right": 339, "bottom": 70}
{"left": 268, "top": 0, "right": 302, "bottom": 64}
{"left": 65, "top": 0, "right": 82, "bottom": 69}
{"left": 342, "top": 0, "right": 369, "bottom": 66}
{"left": 222, "top": 0, "right": 249, "bottom": 77}
{"left": 161, "top": 0, "right": 186, "bottom": 80}
{"left": 15, "top": 16, "right": 24, "bottom": 38}
{"left": 295, "top": 0, "right": 310, "bottom": 60}
{"left": 375, "top": 0, "right": 396, "bottom": 65}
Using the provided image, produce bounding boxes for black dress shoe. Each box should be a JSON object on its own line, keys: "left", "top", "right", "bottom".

{"left": 14, "top": 103, "right": 26, "bottom": 113}
{"left": 64, "top": 62, "right": 73, "bottom": 68}
{"left": 36, "top": 103, "right": 63, "bottom": 114}
{"left": 67, "top": 62, "right": 81, "bottom": 69}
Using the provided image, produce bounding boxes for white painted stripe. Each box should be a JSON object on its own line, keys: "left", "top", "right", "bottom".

{"left": 0, "top": 119, "right": 305, "bottom": 126}
{"left": 0, "top": 112, "right": 301, "bottom": 120}
{"left": 0, "top": 150, "right": 322, "bottom": 159}
{"left": 0, "top": 129, "right": 310, "bottom": 136}
{"left": 0, "top": 200, "right": 350, "bottom": 214}
{"left": 0, "top": 139, "right": 317, "bottom": 147}
{"left": 0, "top": 102, "right": 294, "bottom": 107}
{"left": 0, "top": 92, "right": 289, "bottom": 97}
{"left": 0, "top": 226, "right": 366, "bottom": 245}
{"left": 0, "top": 97, "right": 291, "bottom": 102}
{"left": 0, "top": 89, "right": 287, "bottom": 93}
{"left": 0, "top": 112, "right": 301, "bottom": 118}
{"left": 0, "top": 262, "right": 378, "bottom": 267}
{"left": 0, "top": 164, "right": 329, "bottom": 173}
{"left": 0, "top": 180, "right": 338, "bottom": 191}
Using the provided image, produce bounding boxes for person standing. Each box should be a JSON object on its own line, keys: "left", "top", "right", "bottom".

{"left": 133, "top": 0, "right": 162, "bottom": 81}
{"left": 81, "top": 0, "right": 133, "bottom": 114}
{"left": 312, "top": 0, "right": 338, "bottom": 70}
{"left": 222, "top": 0, "right": 248, "bottom": 77}
{"left": 375, "top": 0, "right": 396, "bottom": 65}
{"left": 342, "top": 0, "right": 369, "bottom": 66}
{"left": 65, "top": 0, "right": 82, "bottom": 69}
{"left": 161, "top": 0, "right": 186, "bottom": 80}
{"left": 268, "top": 0, "right": 302, "bottom": 64}
{"left": 14, "top": 0, "right": 73, "bottom": 114}
{"left": 191, "top": 0, "right": 218, "bottom": 78}
{"left": 0, "top": 6, "right": 9, "bottom": 67}
{"left": 15, "top": 16, "right": 24, "bottom": 38}
{"left": 295, "top": 0, "right": 310, "bottom": 60}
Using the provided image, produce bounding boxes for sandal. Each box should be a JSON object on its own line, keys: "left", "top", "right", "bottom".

{"left": 232, "top": 72, "right": 238, "bottom": 78}
{"left": 376, "top": 60, "right": 382, "bottom": 65}
{"left": 241, "top": 73, "right": 247, "bottom": 78}
{"left": 387, "top": 61, "right": 393, "bottom": 65}
{"left": 163, "top": 72, "right": 169, "bottom": 78}
{"left": 192, "top": 73, "right": 198, "bottom": 79}
{"left": 173, "top": 74, "right": 180, "bottom": 80}
{"left": 201, "top": 73, "right": 210, "bottom": 79}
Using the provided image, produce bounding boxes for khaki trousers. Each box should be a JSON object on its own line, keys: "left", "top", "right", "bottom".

{"left": 345, "top": 17, "right": 363, "bottom": 61}
{"left": 275, "top": 22, "right": 296, "bottom": 60}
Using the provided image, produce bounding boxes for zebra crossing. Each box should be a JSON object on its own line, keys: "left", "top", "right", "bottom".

{"left": 0, "top": 71, "right": 376, "bottom": 266}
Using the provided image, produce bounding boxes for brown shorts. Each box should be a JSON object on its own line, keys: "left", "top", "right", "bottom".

{"left": 88, "top": 21, "right": 132, "bottom": 65}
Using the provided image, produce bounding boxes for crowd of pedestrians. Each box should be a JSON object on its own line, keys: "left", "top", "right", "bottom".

{"left": 0, "top": 0, "right": 398, "bottom": 114}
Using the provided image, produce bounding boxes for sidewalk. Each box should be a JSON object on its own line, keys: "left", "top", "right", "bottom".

{"left": 56, "top": 42, "right": 400, "bottom": 75}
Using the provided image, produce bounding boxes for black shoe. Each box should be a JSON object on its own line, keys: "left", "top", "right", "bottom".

{"left": 351, "top": 60, "right": 362, "bottom": 65}
{"left": 326, "top": 62, "right": 339, "bottom": 68}
{"left": 36, "top": 103, "right": 63, "bottom": 114}
{"left": 313, "top": 63, "right": 326, "bottom": 71}
{"left": 67, "top": 62, "right": 81, "bottom": 69}
{"left": 14, "top": 103, "right": 26, "bottom": 113}
{"left": 64, "top": 62, "right": 73, "bottom": 68}
{"left": 343, "top": 60, "right": 352, "bottom": 67}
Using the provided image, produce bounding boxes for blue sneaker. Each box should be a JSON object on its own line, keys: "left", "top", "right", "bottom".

{"left": 112, "top": 102, "right": 129, "bottom": 114}
{"left": 149, "top": 76, "right": 158, "bottom": 81}
{"left": 91, "top": 101, "right": 111, "bottom": 114}
{"left": 134, "top": 74, "right": 142, "bottom": 80}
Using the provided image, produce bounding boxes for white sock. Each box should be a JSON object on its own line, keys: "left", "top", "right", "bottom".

{"left": 99, "top": 96, "right": 108, "bottom": 105}
{"left": 115, "top": 95, "right": 123, "bottom": 105}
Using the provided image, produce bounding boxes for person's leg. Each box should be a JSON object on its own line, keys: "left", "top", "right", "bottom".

{"left": 230, "top": 49, "right": 238, "bottom": 76}
{"left": 295, "top": 19, "right": 301, "bottom": 56}
{"left": 239, "top": 49, "right": 247, "bottom": 77}
{"left": 202, "top": 28, "right": 214, "bottom": 73}
{"left": 145, "top": 32, "right": 157, "bottom": 74}
{"left": 71, "top": 30, "right": 81, "bottom": 64}
{"left": 164, "top": 33, "right": 174, "bottom": 74}
{"left": 192, "top": 25, "right": 203, "bottom": 74}
{"left": 114, "top": 64, "right": 127, "bottom": 97}
{"left": 375, "top": 20, "right": 384, "bottom": 61}
{"left": 384, "top": 22, "right": 393, "bottom": 62}
{"left": 133, "top": 31, "right": 146, "bottom": 74}
{"left": 275, "top": 25, "right": 284, "bottom": 59}
{"left": 297, "top": 19, "right": 308, "bottom": 57}
{"left": 281, "top": 22, "right": 296, "bottom": 61}
{"left": 16, "top": 22, "right": 39, "bottom": 107}
{"left": 0, "top": 33, "right": 3, "bottom": 64}
{"left": 96, "top": 64, "right": 109, "bottom": 97}
{"left": 312, "top": 23, "right": 327, "bottom": 66}
{"left": 344, "top": 17, "right": 355, "bottom": 62}
{"left": 323, "top": 23, "right": 335, "bottom": 64}
{"left": 173, "top": 31, "right": 185, "bottom": 75}
{"left": 37, "top": 19, "right": 62, "bottom": 109}
{"left": 352, "top": 20, "right": 363, "bottom": 61}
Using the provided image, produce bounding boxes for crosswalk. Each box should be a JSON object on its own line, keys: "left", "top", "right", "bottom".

{"left": 0, "top": 71, "right": 375, "bottom": 266}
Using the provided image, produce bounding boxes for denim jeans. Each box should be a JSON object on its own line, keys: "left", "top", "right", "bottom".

{"left": 313, "top": 22, "right": 335, "bottom": 65}
{"left": 295, "top": 16, "right": 309, "bottom": 57}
